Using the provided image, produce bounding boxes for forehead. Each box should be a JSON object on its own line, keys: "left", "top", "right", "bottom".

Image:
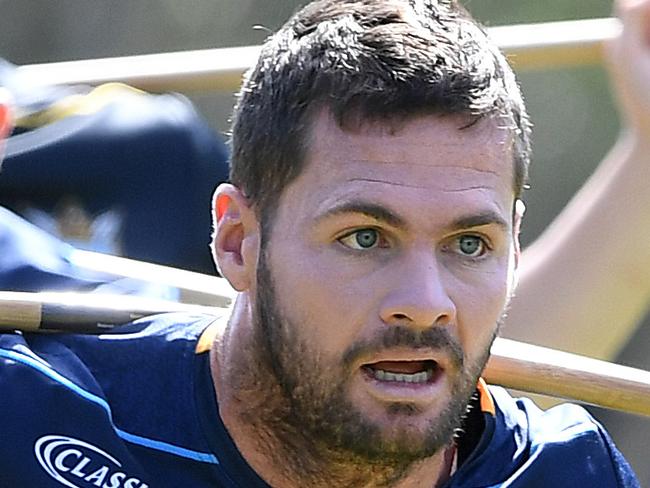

{"left": 312, "top": 109, "right": 512, "bottom": 172}
{"left": 274, "top": 109, "right": 515, "bottom": 230}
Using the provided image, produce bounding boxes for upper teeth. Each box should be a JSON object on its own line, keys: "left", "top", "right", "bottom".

{"left": 373, "top": 369, "right": 432, "bottom": 384}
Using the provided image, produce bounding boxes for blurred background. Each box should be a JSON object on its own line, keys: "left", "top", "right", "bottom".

{"left": 1, "top": 0, "right": 648, "bottom": 483}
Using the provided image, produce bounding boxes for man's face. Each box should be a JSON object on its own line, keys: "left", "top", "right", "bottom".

{"left": 249, "top": 109, "right": 518, "bottom": 462}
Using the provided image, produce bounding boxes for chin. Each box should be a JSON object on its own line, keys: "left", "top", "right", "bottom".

{"left": 335, "top": 399, "right": 456, "bottom": 462}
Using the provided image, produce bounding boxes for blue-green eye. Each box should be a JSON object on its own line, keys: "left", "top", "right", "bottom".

{"left": 457, "top": 235, "right": 485, "bottom": 257}
{"left": 339, "top": 229, "right": 381, "bottom": 250}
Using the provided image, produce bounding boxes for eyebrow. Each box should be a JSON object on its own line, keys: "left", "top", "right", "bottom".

{"left": 316, "top": 201, "right": 509, "bottom": 233}
{"left": 448, "top": 212, "right": 510, "bottom": 232}
{"left": 316, "top": 200, "right": 407, "bottom": 229}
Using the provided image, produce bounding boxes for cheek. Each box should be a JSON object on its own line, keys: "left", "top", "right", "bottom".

{"left": 268, "top": 245, "right": 373, "bottom": 356}
{"left": 450, "top": 267, "right": 509, "bottom": 354}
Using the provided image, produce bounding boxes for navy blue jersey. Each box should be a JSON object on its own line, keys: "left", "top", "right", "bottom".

{"left": 1, "top": 59, "right": 229, "bottom": 274}
{"left": 0, "top": 314, "right": 639, "bottom": 487}
{"left": 0, "top": 205, "right": 175, "bottom": 298}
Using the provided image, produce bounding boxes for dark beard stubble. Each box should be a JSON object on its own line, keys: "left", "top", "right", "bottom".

{"left": 226, "top": 242, "right": 497, "bottom": 487}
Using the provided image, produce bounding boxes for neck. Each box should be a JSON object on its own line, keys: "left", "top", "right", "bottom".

{"left": 210, "top": 300, "right": 455, "bottom": 488}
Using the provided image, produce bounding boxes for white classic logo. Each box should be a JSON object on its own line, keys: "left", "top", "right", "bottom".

{"left": 34, "top": 435, "right": 149, "bottom": 488}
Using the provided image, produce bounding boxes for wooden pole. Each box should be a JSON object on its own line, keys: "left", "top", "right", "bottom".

{"left": 485, "top": 338, "right": 650, "bottom": 417}
{"left": 1, "top": 290, "right": 648, "bottom": 416}
{"left": 15, "top": 18, "right": 620, "bottom": 93}
{"left": 0, "top": 291, "right": 217, "bottom": 332}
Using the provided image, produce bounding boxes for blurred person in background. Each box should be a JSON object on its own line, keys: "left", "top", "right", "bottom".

{"left": 503, "top": 3, "right": 650, "bottom": 481}
{"left": 505, "top": 0, "right": 650, "bottom": 362}
{"left": 0, "top": 60, "right": 230, "bottom": 275}
{"left": 0, "top": 88, "right": 175, "bottom": 297}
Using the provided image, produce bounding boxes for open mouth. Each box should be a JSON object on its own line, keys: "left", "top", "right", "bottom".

{"left": 362, "top": 360, "right": 441, "bottom": 385}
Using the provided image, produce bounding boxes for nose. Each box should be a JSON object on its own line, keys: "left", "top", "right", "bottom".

{"left": 379, "top": 251, "right": 456, "bottom": 330}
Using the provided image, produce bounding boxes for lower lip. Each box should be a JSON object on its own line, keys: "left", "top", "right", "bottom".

{"left": 360, "top": 366, "right": 448, "bottom": 403}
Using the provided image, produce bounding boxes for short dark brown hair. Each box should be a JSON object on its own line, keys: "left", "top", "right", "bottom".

{"left": 230, "top": 0, "right": 531, "bottom": 222}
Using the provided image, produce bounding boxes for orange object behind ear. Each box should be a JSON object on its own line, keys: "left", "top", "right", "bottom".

{"left": 0, "top": 103, "right": 12, "bottom": 140}
{"left": 216, "top": 193, "right": 231, "bottom": 222}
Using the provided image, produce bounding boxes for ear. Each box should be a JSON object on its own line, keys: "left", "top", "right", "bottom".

{"left": 512, "top": 198, "right": 525, "bottom": 269}
{"left": 506, "top": 198, "right": 525, "bottom": 296}
{"left": 0, "top": 94, "right": 13, "bottom": 144}
{"left": 211, "top": 183, "right": 260, "bottom": 291}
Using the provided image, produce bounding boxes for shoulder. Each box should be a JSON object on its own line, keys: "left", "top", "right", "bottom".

{"left": 0, "top": 312, "right": 217, "bottom": 401}
{"left": 452, "top": 386, "right": 640, "bottom": 487}
{"left": 0, "top": 312, "right": 223, "bottom": 487}
{"left": 0, "top": 311, "right": 219, "bottom": 414}
{"left": 493, "top": 387, "right": 639, "bottom": 487}
{"left": 490, "top": 386, "right": 603, "bottom": 439}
